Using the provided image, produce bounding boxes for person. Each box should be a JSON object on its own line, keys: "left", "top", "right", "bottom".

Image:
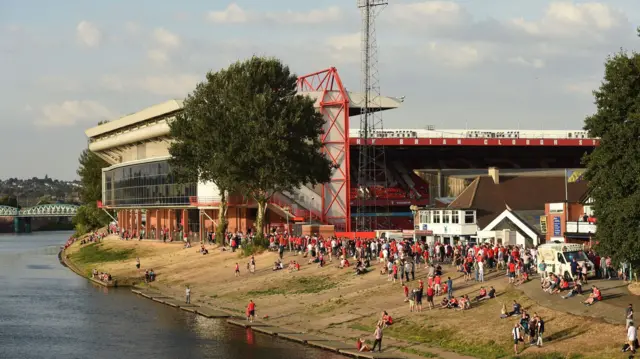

{"left": 185, "top": 286, "right": 191, "bottom": 304}
{"left": 627, "top": 304, "right": 634, "bottom": 329}
{"left": 583, "top": 285, "right": 602, "bottom": 306}
{"left": 246, "top": 300, "right": 256, "bottom": 323}
{"left": 512, "top": 322, "right": 521, "bottom": 355}
{"left": 536, "top": 315, "right": 545, "bottom": 347}
{"left": 626, "top": 323, "right": 638, "bottom": 354}
{"left": 356, "top": 338, "right": 370, "bottom": 352}
{"left": 235, "top": 262, "right": 240, "bottom": 277}
{"left": 446, "top": 277, "right": 453, "bottom": 300}
{"left": 372, "top": 324, "right": 383, "bottom": 352}
{"left": 135, "top": 257, "right": 140, "bottom": 270}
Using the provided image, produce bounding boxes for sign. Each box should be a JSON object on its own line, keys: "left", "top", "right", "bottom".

{"left": 350, "top": 138, "right": 600, "bottom": 147}
{"left": 539, "top": 216, "right": 547, "bottom": 234}
{"left": 421, "top": 224, "right": 428, "bottom": 230}
{"left": 553, "top": 217, "right": 561, "bottom": 236}
{"left": 549, "top": 203, "right": 564, "bottom": 213}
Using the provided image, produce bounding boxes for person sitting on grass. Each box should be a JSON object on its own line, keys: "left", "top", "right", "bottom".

{"left": 515, "top": 271, "right": 529, "bottom": 286}
{"left": 356, "top": 338, "right": 370, "bottom": 352}
{"left": 501, "top": 300, "right": 521, "bottom": 318}
{"left": 561, "top": 280, "right": 583, "bottom": 299}
{"left": 457, "top": 295, "right": 471, "bottom": 310}
{"left": 474, "top": 287, "right": 488, "bottom": 302}
{"left": 552, "top": 277, "right": 570, "bottom": 294}
{"left": 583, "top": 285, "right": 602, "bottom": 306}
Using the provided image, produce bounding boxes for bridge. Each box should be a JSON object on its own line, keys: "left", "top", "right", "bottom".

{"left": 0, "top": 204, "right": 79, "bottom": 217}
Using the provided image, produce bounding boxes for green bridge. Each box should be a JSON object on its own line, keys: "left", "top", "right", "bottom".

{"left": 0, "top": 204, "right": 79, "bottom": 233}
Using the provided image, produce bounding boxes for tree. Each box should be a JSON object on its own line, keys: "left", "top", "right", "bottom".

{"left": 170, "top": 56, "right": 334, "bottom": 247}
{"left": 583, "top": 47, "right": 640, "bottom": 269}
{"left": 73, "top": 121, "right": 112, "bottom": 234}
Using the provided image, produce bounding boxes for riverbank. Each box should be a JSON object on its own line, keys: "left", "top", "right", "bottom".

{"left": 63, "top": 236, "right": 626, "bottom": 359}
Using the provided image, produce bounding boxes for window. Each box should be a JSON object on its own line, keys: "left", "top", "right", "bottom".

{"left": 433, "top": 211, "right": 441, "bottom": 223}
{"left": 452, "top": 211, "right": 459, "bottom": 224}
{"left": 419, "top": 211, "right": 428, "bottom": 223}
{"left": 443, "top": 211, "right": 450, "bottom": 223}
{"left": 102, "top": 160, "right": 197, "bottom": 207}
{"left": 464, "top": 211, "right": 475, "bottom": 224}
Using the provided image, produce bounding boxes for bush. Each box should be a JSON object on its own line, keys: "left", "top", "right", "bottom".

{"left": 240, "top": 243, "right": 266, "bottom": 257}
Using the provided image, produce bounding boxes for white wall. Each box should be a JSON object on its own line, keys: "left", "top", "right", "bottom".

{"left": 197, "top": 181, "right": 222, "bottom": 202}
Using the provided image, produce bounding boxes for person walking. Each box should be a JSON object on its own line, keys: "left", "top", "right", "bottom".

{"left": 446, "top": 277, "right": 453, "bottom": 300}
{"left": 185, "top": 285, "right": 191, "bottom": 304}
{"left": 627, "top": 322, "right": 637, "bottom": 354}
{"left": 627, "top": 304, "right": 634, "bottom": 329}
{"left": 372, "top": 324, "right": 383, "bottom": 352}
{"left": 536, "top": 315, "right": 545, "bottom": 347}
{"left": 246, "top": 300, "right": 256, "bottom": 323}
{"left": 512, "top": 322, "right": 521, "bottom": 355}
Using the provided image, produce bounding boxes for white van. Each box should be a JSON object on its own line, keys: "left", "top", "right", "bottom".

{"left": 537, "top": 243, "right": 595, "bottom": 280}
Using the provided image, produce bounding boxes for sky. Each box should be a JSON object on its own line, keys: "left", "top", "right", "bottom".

{"left": 1, "top": 0, "right": 639, "bottom": 180}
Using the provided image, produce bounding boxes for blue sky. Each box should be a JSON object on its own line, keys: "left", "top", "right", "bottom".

{"left": 1, "top": 0, "right": 639, "bottom": 179}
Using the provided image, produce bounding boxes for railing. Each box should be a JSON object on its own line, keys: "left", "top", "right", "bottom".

{"left": 269, "top": 193, "right": 323, "bottom": 222}
{"left": 566, "top": 221, "right": 597, "bottom": 234}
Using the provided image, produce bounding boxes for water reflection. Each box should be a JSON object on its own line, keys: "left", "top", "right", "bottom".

{"left": 0, "top": 232, "right": 345, "bottom": 359}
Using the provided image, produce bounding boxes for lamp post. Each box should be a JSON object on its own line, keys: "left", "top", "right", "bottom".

{"left": 310, "top": 197, "right": 315, "bottom": 224}
{"left": 410, "top": 205, "right": 419, "bottom": 242}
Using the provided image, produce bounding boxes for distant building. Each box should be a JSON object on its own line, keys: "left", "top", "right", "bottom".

{"left": 413, "top": 168, "right": 589, "bottom": 247}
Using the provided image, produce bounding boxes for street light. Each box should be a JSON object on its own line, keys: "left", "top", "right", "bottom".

{"left": 310, "top": 197, "right": 315, "bottom": 224}
{"left": 410, "top": 205, "right": 419, "bottom": 242}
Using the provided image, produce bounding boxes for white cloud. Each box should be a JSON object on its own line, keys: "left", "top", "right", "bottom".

{"left": 124, "top": 22, "right": 140, "bottom": 35}
{"left": 508, "top": 56, "right": 545, "bottom": 69}
{"left": 152, "top": 28, "right": 180, "bottom": 48}
{"left": 266, "top": 6, "right": 343, "bottom": 24}
{"left": 207, "top": 3, "right": 249, "bottom": 23}
{"left": 510, "top": 2, "right": 626, "bottom": 40}
{"left": 387, "top": 1, "right": 469, "bottom": 27}
{"left": 38, "top": 100, "right": 114, "bottom": 127}
{"left": 76, "top": 21, "right": 102, "bottom": 47}
{"left": 207, "top": 3, "right": 344, "bottom": 25}
{"left": 422, "top": 41, "right": 481, "bottom": 68}
{"left": 147, "top": 49, "right": 169, "bottom": 65}
{"left": 564, "top": 79, "right": 601, "bottom": 95}
{"left": 100, "top": 74, "right": 201, "bottom": 97}
{"left": 325, "top": 33, "right": 361, "bottom": 65}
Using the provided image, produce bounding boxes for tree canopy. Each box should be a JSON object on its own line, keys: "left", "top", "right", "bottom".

{"left": 584, "top": 49, "right": 640, "bottom": 267}
{"left": 169, "top": 56, "right": 334, "bottom": 244}
{"left": 73, "top": 121, "right": 112, "bottom": 234}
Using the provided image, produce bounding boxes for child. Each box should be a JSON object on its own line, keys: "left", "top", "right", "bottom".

{"left": 235, "top": 262, "right": 240, "bottom": 277}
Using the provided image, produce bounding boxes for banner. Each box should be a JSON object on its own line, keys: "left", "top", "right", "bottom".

{"left": 539, "top": 216, "right": 547, "bottom": 234}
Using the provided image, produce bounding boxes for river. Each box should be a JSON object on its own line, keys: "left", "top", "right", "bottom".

{"left": 0, "top": 232, "right": 345, "bottom": 359}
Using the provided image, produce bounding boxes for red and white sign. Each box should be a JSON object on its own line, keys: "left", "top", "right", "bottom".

{"left": 350, "top": 138, "right": 600, "bottom": 147}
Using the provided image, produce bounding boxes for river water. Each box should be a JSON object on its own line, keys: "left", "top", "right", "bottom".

{"left": 0, "top": 232, "right": 344, "bottom": 359}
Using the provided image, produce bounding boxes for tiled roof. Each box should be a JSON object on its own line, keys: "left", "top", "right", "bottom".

{"left": 448, "top": 176, "right": 589, "bottom": 228}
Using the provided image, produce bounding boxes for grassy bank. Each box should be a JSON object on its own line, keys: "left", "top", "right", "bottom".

{"left": 68, "top": 242, "right": 136, "bottom": 278}
{"left": 63, "top": 237, "right": 624, "bottom": 359}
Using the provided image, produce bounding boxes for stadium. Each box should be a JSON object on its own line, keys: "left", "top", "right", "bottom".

{"left": 85, "top": 67, "right": 598, "bottom": 242}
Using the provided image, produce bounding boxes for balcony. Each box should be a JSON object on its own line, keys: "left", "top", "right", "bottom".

{"left": 566, "top": 221, "right": 596, "bottom": 234}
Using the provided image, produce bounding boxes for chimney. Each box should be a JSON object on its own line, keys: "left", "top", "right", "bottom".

{"left": 488, "top": 167, "right": 500, "bottom": 184}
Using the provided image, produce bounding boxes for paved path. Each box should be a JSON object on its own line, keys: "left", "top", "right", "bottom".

{"left": 519, "top": 277, "right": 635, "bottom": 325}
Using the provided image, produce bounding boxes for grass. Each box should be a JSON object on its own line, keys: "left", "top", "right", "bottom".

{"left": 399, "top": 347, "right": 440, "bottom": 358}
{"left": 247, "top": 275, "right": 337, "bottom": 296}
{"left": 69, "top": 243, "right": 136, "bottom": 274}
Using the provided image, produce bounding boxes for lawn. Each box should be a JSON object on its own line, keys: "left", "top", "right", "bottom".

{"left": 69, "top": 242, "right": 136, "bottom": 275}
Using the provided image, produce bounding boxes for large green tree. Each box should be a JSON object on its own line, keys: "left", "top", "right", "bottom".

{"left": 169, "top": 56, "right": 334, "bottom": 246}
{"left": 73, "top": 121, "right": 112, "bottom": 234}
{"left": 584, "top": 48, "right": 640, "bottom": 268}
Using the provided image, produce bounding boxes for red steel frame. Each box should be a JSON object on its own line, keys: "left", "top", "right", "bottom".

{"left": 297, "top": 68, "right": 351, "bottom": 232}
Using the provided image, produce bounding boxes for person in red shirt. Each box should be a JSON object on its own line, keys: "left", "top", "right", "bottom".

{"left": 246, "top": 300, "right": 256, "bottom": 322}
{"left": 434, "top": 275, "right": 442, "bottom": 296}
{"left": 508, "top": 261, "right": 516, "bottom": 284}
{"left": 235, "top": 262, "right": 240, "bottom": 277}
{"left": 392, "top": 263, "right": 398, "bottom": 283}
{"left": 583, "top": 286, "right": 602, "bottom": 305}
{"left": 426, "top": 285, "right": 435, "bottom": 309}
{"left": 403, "top": 284, "right": 409, "bottom": 301}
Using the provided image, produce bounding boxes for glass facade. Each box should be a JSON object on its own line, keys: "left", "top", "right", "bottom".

{"left": 103, "top": 160, "right": 197, "bottom": 207}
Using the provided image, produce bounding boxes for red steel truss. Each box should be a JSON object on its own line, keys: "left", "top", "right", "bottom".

{"left": 297, "top": 68, "right": 351, "bottom": 232}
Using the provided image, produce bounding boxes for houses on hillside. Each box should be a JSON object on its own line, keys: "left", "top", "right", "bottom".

{"left": 413, "top": 169, "right": 596, "bottom": 247}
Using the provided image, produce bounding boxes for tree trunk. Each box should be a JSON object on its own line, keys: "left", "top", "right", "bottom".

{"left": 216, "top": 190, "right": 229, "bottom": 246}
{"left": 255, "top": 199, "right": 267, "bottom": 247}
